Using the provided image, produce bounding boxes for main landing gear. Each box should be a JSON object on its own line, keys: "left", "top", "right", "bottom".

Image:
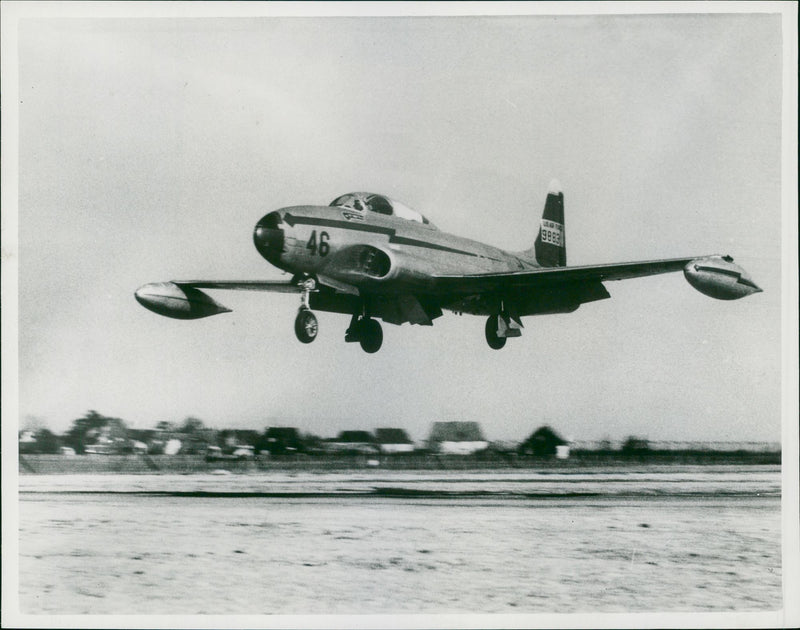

{"left": 484, "top": 311, "right": 522, "bottom": 350}
{"left": 294, "top": 277, "right": 319, "bottom": 344}
{"left": 291, "top": 276, "right": 383, "bottom": 353}
{"left": 345, "top": 313, "right": 383, "bottom": 354}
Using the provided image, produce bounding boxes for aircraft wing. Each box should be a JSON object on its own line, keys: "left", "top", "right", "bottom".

{"left": 174, "top": 275, "right": 360, "bottom": 295}
{"left": 432, "top": 256, "right": 700, "bottom": 294}
{"left": 172, "top": 280, "right": 303, "bottom": 293}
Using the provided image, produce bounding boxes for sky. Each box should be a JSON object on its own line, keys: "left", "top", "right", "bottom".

{"left": 6, "top": 6, "right": 790, "bottom": 443}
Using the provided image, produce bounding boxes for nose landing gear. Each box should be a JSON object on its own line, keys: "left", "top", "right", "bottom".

{"left": 294, "top": 277, "right": 319, "bottom": 344}
{"left": 345, "top": 313, "right": 383, "bottom": 353}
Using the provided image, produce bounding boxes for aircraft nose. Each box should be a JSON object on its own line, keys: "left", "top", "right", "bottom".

{"left": 253, "top": 211, "right": 285, "bottom": 264}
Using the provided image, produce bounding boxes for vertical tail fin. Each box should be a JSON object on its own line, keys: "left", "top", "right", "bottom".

{"left": 529, "top": 179, "right": 566, "bottom": 267}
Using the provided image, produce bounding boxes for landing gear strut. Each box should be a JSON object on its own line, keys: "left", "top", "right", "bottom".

{"left": 345, "top": 313, "right": 383, "bottom": 353}
{"left": 294, "top": 277, "right": 319, "bottom": 344}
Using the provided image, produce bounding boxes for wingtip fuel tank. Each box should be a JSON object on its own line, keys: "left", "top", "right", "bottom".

{"left": 135, "top": 282, "right": 232, "bottom": 319}
{"left": 683, "top": 255, "right": 762, "bottom": 300}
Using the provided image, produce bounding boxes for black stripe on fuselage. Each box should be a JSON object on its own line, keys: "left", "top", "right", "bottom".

{"left": 389, "top": 235, "right": 483, "bottom": 258}
{"left": 284, "top": 213, "right": 394, "bottom": 236}
{"left": 284, "top": 213, "right": 493, "bottom": 259}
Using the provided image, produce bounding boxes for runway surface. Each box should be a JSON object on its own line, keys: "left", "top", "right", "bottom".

{"left": 18, "top": 466, "right": 781, "bottom": 614}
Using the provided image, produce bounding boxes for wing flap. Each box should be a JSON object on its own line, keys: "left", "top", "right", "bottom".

{"left": 433, "top": 256, "right": 703, "bottom": 294}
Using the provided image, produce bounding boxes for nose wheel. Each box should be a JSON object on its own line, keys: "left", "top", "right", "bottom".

{"left": 294, "top": 309, "right": 318, "bottom": 344}
{"left": 345, "top": 314, "right": 383, "bottom": 353}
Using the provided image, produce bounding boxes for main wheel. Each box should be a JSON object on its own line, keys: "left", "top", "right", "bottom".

{"left": 485, "top": 315, "right": 506, "bottom": 350}
{"left": 359, "top": 318, "right": 383, "bottom": 353}
{"left": 294, "top": 309, "right": 318, "bottom": 344}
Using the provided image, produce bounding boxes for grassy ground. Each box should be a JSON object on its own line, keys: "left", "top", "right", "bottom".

{"left": 17, "top": 450, "right": 780, "bottom": 474}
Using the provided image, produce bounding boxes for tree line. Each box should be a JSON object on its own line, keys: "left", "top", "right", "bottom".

{"left": 18, "top": 410, "right": 320, "bottom": 456}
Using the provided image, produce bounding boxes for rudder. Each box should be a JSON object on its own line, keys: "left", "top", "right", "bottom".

{"left": 531, "top": 180, "right": 566, "bottom": 267}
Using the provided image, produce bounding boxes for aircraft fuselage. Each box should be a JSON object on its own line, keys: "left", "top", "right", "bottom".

{"left": 136, "top": 186, "right": 761, "bottom": 352}
{"left": 254, "top": 205, "right": 538, "bottom": 291}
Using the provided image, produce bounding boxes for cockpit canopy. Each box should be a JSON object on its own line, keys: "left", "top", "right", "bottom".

{"left": 329, "top": 192, "right": 433, "bottom": 226}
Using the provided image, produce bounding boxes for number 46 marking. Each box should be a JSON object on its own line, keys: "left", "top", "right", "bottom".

{"left": 306, "top": 230, "right": 330, "bottom": 257}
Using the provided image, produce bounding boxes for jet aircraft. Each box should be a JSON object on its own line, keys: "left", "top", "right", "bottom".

{"left": 135, "top": 182, "right": 762, "bottom": 353}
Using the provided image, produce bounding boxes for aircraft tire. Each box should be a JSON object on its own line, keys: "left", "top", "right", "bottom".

{"left": 294, "top": 309, "right": 318, "bottom": 344}
{"left": 359, "top": 318, "right": 383, "bottom": 353}
{"left": 485, "top": 315, "right": 506, "bottom": 350}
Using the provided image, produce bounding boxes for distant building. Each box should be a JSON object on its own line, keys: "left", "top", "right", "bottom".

{"left": 146, "top": 425, "right": 208, "bottom": 455}
{"left": 428, "top": 421, "right": 488, "bottom": 455}
{"left": 205, "top": 444, "right": 253, "bottom": 461}
{"left": 518, "top": 425, "right": 569, "bottom": 458}
{"left": 84, "top": 424, "right": 127, "bottom": 455}
{"left": 490, "top": 440, "right": 520, "bottom": 455}
{"left": 328, "top": 430, "right": 378, "bottom": 454}
{"left": 130, "top": 440, "right": 149, "bottom": 454}
{"left": 19, "top": 430, "right": 37, "bottom": 454}
{"left": 232, "top": 445, "right": 255, "bottom": 459}
{"left": 375, "top": 428, "right": 414, "bottom": 454}
{"left": 621, "top": 436, "right": 650, "bottom": 454}
{"left": 179, "top": 428, "right": 218, "bottom": 454}
{"left": 262, "top": 427, "right": 303, "bottom": 455}
{"left": 233, "top": 430, "right": 261, "bottom": 448}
